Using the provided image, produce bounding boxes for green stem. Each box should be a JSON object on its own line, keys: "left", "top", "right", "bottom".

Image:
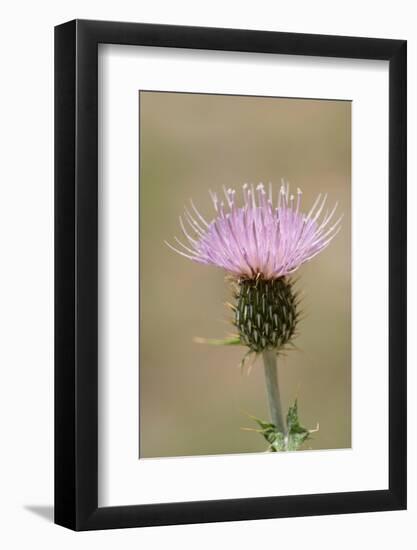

{"left": 262, "top": 350, "right": 285, "bottom": 433}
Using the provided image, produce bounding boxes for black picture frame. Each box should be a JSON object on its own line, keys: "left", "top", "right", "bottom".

{"left": 55, "top": 19, "right": 407, "bottom": 531}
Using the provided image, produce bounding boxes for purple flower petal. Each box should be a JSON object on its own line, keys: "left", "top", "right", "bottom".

{"left": 167, "top": 182, "right": 342, "bottom": 279}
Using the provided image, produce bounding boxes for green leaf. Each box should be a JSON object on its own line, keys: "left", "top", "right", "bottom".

{"left": 287, "top": 399, "right": 304, "bottom": 433}
{"left": 286, "top": 399, "right": 311, "bottom": 451}
{"left": 250, "top": 416, "right": 286, "bottom": 452}
{"left": 193, "top": 336, "right": 242, "bottom": 346}
{"left": 287, "top": 431, "right": 309, "bottom": 451}
{"left": 246, "top": 399, "right": 318, "bottom": 452}
{"left": 269, "top": 431, "right": 286, "bottom": 452}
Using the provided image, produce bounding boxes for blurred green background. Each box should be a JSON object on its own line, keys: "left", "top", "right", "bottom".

{"left": 139, "top": 91, "right": 351, "bottom": 458}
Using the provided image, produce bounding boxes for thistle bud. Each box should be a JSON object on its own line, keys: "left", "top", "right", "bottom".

{"left": 234, "top": 277, "right": 298, "bottom": 353}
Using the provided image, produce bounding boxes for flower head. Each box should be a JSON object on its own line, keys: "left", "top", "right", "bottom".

{"left": 166, "top": 182, "right": 342, "bottom": 280}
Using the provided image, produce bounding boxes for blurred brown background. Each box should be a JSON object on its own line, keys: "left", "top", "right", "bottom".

{"left": 139, "top": 91, "right": 351, "bottom": 458}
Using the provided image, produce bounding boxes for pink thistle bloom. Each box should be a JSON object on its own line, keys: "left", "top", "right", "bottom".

{"left": 166, "top": 182, "right": 342, "bottom": 280}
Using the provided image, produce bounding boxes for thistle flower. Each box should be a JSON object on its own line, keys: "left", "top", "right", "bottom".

{"left": 166, "top": 182, "right": 342, "bottom": 281}
{"left": 166, "top": 182, "right": 342, "bottom": 354}
{"left": 166, "top": 181, "right": 342, "bottom": 447}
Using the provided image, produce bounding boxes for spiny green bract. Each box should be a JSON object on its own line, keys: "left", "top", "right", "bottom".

{"left": 233, "top": 277, "right": 299, "bottom": 353}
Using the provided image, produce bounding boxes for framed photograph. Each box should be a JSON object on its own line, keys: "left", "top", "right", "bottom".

{"left": 55, "top": 19, "right": 406, "bottom": 530}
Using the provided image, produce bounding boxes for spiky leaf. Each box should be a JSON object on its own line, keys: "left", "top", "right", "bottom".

{"left": 248, "top": 400, "right": 316, "bottom": 452}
